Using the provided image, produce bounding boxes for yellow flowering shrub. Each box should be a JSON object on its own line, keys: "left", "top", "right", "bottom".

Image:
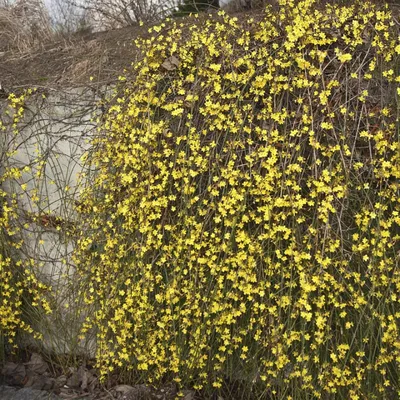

{"left": 75, "top": 0, "right": 400, "bottom": 398}
{"left": 0, "top": 91, "right": 52, "bottom": 352}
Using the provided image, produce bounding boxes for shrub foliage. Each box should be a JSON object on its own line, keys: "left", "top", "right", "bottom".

{"left": 0, "top": 92, "right": 52, "bottom": 352}
{"left": 75, "top": 0, "right": 400, "bottom": 397}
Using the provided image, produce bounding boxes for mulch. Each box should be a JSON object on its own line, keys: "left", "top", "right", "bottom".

{"left": 1, "top": 353, "right": 192, "bottom": 400}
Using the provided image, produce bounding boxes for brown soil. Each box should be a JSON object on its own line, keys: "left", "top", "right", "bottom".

{"left": 0, "top": 24, "right": 150, "bottom": 91}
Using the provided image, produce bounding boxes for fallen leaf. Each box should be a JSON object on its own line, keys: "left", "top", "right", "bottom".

{"left": 24, "top": 353, "right": 48, "bottom": 374}
{"left": 1, "top": 362, "right": 26, "bottom": 385}
{"left": 114, "top": 385, "right": 135, "bottom": 394}
{"left": 54, "top": 374, "right": 67, "bottom": 389}
{"left": 30, "top": 375, "right": 56, "bottom": 391}
{"left": 66, "top": 366, "right": 97, "bottom": 391}
{"left": 161, "top": 55, "right": 180, "bottom": 71}
{"left": 66, "top": 369, "right": 80, "bottom": 389}
{"left": 182, "top": 389, "right": 195, "bottom": 400}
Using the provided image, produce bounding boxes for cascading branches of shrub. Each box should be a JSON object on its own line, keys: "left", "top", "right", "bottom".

{"left": 0, "top": 91, "right": 52, "bottom": 353}
{"left": 75, "top": 0, "right": 400, "bottom": 397}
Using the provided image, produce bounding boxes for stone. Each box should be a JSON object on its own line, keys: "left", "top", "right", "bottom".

{"left": 0, "top": 386, "right": 62, "bottom": 400}
{"left": 1, "top": 362, "right": 26, "bottom": 385}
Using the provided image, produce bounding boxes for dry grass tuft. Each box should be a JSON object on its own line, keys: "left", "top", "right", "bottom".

{"left": 0, "top": 0, "right": 52, "bottom": 53}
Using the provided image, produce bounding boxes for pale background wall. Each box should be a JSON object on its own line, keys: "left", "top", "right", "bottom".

{"left": 1, "top": 86, "right": 106, "bottom": 355}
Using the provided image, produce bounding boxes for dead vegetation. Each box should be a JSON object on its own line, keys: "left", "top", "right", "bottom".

{"left": 0, "top": 24, "right": 149, "bottom": 89}
{"left": 0, "top": 0, "right": 52, "bottom": 53}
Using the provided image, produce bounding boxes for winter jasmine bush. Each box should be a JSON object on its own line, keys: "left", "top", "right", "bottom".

{"left": 0, "top": 91, "right": 52, "bottom": 352}
{"left": 73, "top": 0, "right": 400, "bottom": 398}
